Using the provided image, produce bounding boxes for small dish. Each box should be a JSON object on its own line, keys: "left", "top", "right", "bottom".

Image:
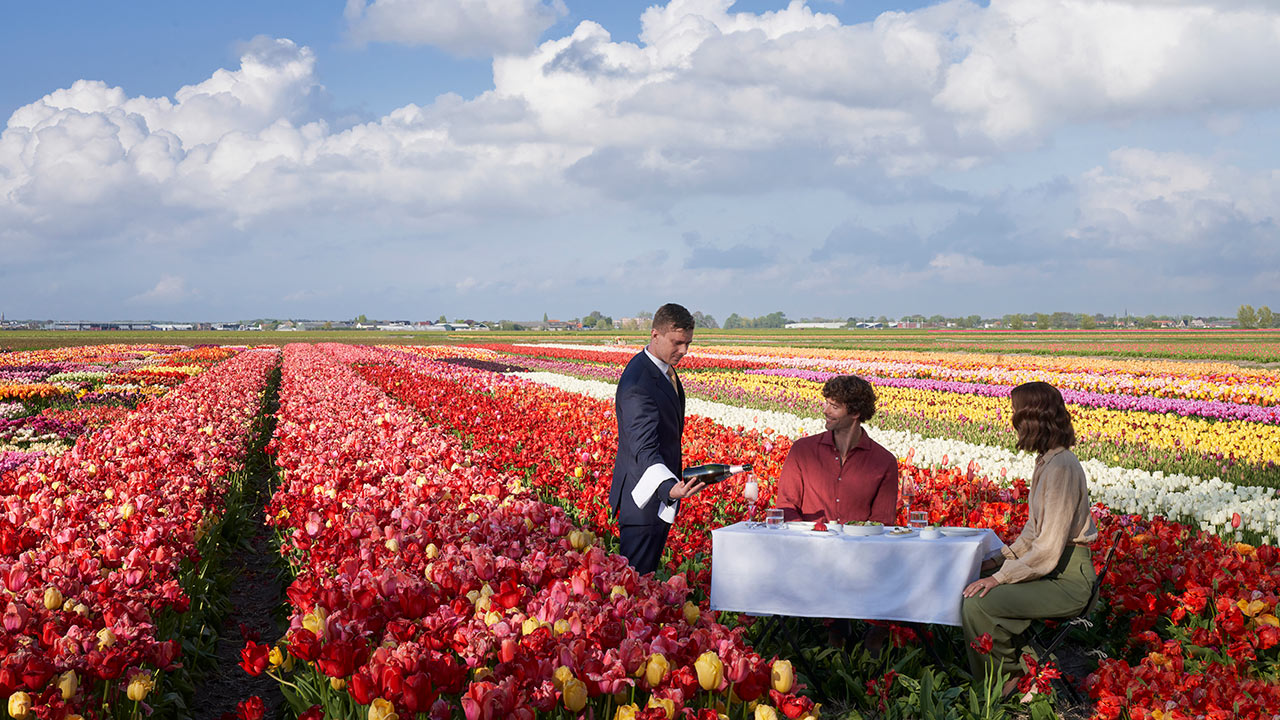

{"left": 886, "top": 526, "right": 917, "bottom": 538}
{"left": 785, "top": 521, "right": 815, "bottom": 531}
{"left": 940, "top": 527, "right": 982, "bottom": 537}
{"left": 919, "top": 527, "right": 941, "bottom": 540}
{"left": 844, "top": 523, "right": 885, "bottom": 536}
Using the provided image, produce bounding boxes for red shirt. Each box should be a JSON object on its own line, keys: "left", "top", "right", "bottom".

{"left": 775, "top": 429, "right": 899, "bottom": 525}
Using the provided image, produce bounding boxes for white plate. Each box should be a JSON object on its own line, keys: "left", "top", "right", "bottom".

{"left": 843, "top": 524, "right": 885, "bottom": 536}
{"left": 940, "top": 527, "right": 982, "bottom": 537}
{"left": 885, "top": 527, "right": 917, "bottom": 538}
{"left": 785, "top": 521, "right": 815, "bottom": 531}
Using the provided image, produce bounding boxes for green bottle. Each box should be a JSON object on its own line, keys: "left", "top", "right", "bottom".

{"left": 682, "top": 463, "right": 752, "bottom": 484}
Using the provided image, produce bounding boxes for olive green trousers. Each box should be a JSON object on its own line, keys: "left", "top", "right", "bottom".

{"left": 961, "top": 545, "right": 1095, "bottom": 681}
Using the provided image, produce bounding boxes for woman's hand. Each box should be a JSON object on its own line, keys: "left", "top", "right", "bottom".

{"left": 963, "top": 576, "right": 1002, "bottom": 598}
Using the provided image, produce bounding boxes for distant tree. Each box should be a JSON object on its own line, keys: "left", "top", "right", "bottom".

{"left": 758, "top": 311, "right": 788, "bottom": 328}
{"left": 1181, "top": 315, "right": 1193, "bottom": 327}
{"left": 966, "top": 315, "right": 982, "bottom": 328}
{"left": 1079, "top": 314, "right": 1096, "bottom": 330}
{"left": 692, "top": 311, "right": 719, "bottom": 329}
{"left": 543, "top": 312, "right": 549, "bottom": 323}
{"left": 437, "top": 314, "right": 447, "bottom": 323}
{"left": 354, "top": 314, "right": 368, "bottom": 324}
{"left": 636, "top": 310, "right": 654, "bottom": 321}
{"left": 1238, "top": 304, "right": 1258, "bottom": 329}
{"left": 1258, "top": 306, "right": 1274, "bottom": 329}
{"left": 1008, "top": 315, "right": 1024, "bottom": 330}
{"left": 1051, "top": 311, "right": 1074, "bottom": 329}
{"left": 583, "top": 310, "right": 612, "bottom": 329}
{"left": 1035, "top": 313, "right": 1051, "bottom": 329}
{"left": 724, "top": 313, "right": 744, "bottom": 329}
{"left": 928, "top": 314, "right": 945, "bottom": 326}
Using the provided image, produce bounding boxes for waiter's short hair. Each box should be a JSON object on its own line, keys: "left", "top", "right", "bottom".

{"left": 652, "top": 303, "right": 695, "bottom": 331}
{"left": 822, "top": 375, "right": 876, "bottom": 422}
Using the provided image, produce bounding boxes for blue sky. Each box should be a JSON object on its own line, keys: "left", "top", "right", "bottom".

{"left": 2, "top": 0, "right": 1277, "bottom": 322}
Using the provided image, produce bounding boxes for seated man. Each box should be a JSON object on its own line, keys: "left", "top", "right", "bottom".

{"left": 776, "top": 374, "right": 899, "bottom": 525}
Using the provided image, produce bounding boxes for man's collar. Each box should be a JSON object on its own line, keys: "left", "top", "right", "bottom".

{"left": 818, "top": 427, "right": 871, "bottom": 450}
{"left": 643, "top": 346, "right": 671, "bottom": 375}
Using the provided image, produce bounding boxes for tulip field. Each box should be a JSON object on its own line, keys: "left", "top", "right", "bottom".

{"left": 1, "top": 337, "right": 1278, "bottom": 720}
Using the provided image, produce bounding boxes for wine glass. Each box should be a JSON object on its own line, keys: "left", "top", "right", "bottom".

{"left": 742, "top": 474, "right": 761, "bottom": 527}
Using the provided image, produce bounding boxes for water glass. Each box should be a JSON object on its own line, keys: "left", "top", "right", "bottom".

{"left": 764, "top": 508, "right": 785, "bottom": 529}
{"left": 909, "top": 510, "right": 930, "bottom": 529}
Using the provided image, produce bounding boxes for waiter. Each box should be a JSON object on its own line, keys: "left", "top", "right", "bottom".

{"left": 609, "top": 302, "right": 708, "bottom": 575}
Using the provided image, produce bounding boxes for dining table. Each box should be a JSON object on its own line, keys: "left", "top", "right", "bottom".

{"left": 709, "top": 521, "right": 1005, "bottom": 626}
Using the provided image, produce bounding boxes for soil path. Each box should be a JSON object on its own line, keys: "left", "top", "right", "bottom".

{"left": 191, "top": 393, "right": 286, "bottom": 720}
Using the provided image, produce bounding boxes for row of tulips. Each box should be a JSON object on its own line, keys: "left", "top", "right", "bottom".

{"left": 476, "top": 344, "right": 1280, "bottom": 478}
{"left": 402, "top": 343, "right": 1280, "bottom": 544}
{"left": 495, "top": 343, "right": 1280, "bottom": 407}
{"left": 474, "top": 346, "right": 1280, "bottom": 505}
{"left": 376, "top": 348, "right": 1280, "bottom": 718}
{"left": 0, "top": 347, "right": 277, "bottom": 719}
{"left": 258, "top": 343, "right": 813, "bottom": 720}
{"left": 0, "top": 345, "right": 238, "bottom": 476}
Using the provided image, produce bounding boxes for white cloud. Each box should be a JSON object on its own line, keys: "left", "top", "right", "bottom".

{"left": 128, "top": 275, "right": 194, "bottom": 304}
{"left": 1076, "top": 148, "right": 1278, "bottom": 243}
{"left": 3, "top": 0, "right": 1280, "bottom": 320}
{"left": 343, "top": 0, "right": 567, "bottom": 56}
{"left": 935, "top": 0, "right": 1280, "bottom": 142}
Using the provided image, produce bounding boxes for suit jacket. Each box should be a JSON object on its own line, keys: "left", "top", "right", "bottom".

{"left": 609, "top": 350, "right": 686, "bottom": 526}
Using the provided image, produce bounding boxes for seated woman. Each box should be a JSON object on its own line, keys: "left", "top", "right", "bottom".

{"left": 961, "top": 381, "right": 1098, "bottom": 696}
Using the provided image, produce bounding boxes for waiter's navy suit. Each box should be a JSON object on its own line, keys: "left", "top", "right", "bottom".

{"left": 609, "top": 349, "right": 685, "bottom": 575}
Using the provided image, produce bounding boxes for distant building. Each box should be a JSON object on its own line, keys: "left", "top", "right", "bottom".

{"left": 785, "top": 322, "right": 846, "bottom": 329}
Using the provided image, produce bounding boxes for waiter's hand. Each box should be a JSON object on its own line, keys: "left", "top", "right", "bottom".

{"left": 667, "top": 477, "right": 707, "bottom": 500}
{"left": 962, "top": 576, "right": 1001, "bottom": 598}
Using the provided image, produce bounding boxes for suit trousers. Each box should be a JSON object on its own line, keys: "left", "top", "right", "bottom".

{"left": 961, "top": 545, "right": 1095, "bottom": 681}
{"left": 618, "top": 523, "right": 672, "bottom": 576}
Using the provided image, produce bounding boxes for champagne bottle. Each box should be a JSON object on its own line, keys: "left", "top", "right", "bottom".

{"left": 682, "top": 463, "right": 752, "bottom": 485}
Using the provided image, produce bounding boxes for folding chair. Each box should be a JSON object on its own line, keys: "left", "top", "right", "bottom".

{"left": 1026, "top": 529, "right": 1122, "bottom": 702}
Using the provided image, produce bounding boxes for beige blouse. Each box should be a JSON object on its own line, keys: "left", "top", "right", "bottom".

{"left": 993, "top": 447, "right": 1099, "bottom": 585}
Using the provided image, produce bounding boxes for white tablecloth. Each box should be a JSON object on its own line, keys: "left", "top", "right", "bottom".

{"left": 709, "top": 523, "right": 1005, "bottom": 626}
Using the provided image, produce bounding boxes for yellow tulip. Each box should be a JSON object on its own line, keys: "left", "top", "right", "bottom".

{"left": 43, "top": 587, "right": 63, "bottom": 611}
{"left": 682, "top": 601, "right": 700, "bottom": 625}
{"left": 268, "top": 646, "right": 285, "bottom": 667}
{"left": 97, "top": 628, "right": 117, "bottom": 650}
{"left": 330, "top": 677, "right": 346, "bottom": 691}
{"left": 562, "top": 677, "right": 588, "bottom": 712}
{"left": 302, "top": 607, "right": 328, "bottom": 639}
{"left": 552, "top": 665, "right": 574, "bottom": 691}
{"left": 645, "top": 653, "right": 670, "bottom": 686}
{"left": 646, "top": 697, "right": 676, "bottom": 719}
{"left": 369, "top": 698, "right": 399, "bottom": 720}
{"left": 754, "top": 705, "right": 779, "bottom": 720}
{"left": 771, "top": 659, "right": 794, "bottom": 693}
{"left": 614, "top": 703, "right": 640, "bottom": 720}
{"left": 126, "top": 674, "right": 153, "bottom": 702}
{"left": 8, "top": 692, "right": 32, "bottom": 720}
{"left": 57, "top": 671, "right": 78, "bottom": 700}
{"left": 695, "top": 651, "right": 724, "bottom": 691}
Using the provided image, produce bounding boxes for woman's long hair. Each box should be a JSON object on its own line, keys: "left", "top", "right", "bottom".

{"left": 1011, "top": 381, "right": 1076, "bottom": 454}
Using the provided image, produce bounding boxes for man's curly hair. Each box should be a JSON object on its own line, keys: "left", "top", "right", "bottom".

{"left": 822, "top": 375, "right": 876, "bottom": 422}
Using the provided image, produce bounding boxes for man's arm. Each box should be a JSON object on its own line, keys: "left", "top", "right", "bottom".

{"left": 617, "top": 383, "right": 679, "bottom": 511}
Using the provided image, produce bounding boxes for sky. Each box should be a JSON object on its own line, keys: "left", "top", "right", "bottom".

{"left": 2, "top": 0, "right": 1278, "bottom": 323}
